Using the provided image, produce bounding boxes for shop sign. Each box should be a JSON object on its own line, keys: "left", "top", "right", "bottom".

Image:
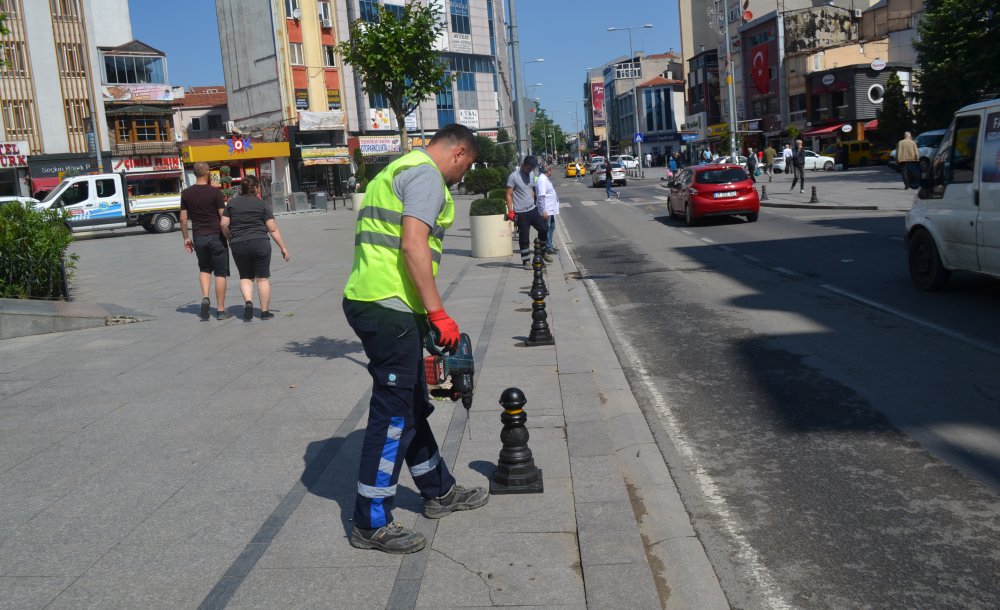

{"left": 477, "top": 130, "right": 498, "bottom": 142}
{"left": 458, "top": 109, "right": 479, "bottom": 129}
{"left": 738, "top": 118, "right": 762, "bottom": 132}
{"left": 301, "top": 146, "right": 350, "bottom": 166}
{"left": 405, "top": 113, "right": 418, "bottom": 131}
{"left": 842, "top": 124, "right": 853, "bottom": 133}
{"left": 359, "top": 135, "right": 401, "bottom": 156}
{"left": 870, "top": 58, "right": 887, "bottom": 71}
{"left": 227, "top": 136, "right": 253, "bottom": 155}
{"left": 111, "top": 155, "right": 181, "bottom": 174}
{"left": 102, "top": 84, "right": 173, "bottom": 102}
{"left": 368, "top": 108, "right": 392, "bottom": 131}
{"left": 327, "top": 89, "right": 341, "bottom": 110}
{"left": 295, "top": 89, "right": 309, "bottom": 110}
{"left": 591, "top": 83, "right": 606, "bottom": 126}
{"left": 29, "top": 156, "right": 100, "bottom": 177}
{"left": 822, "top": 74, "right": 836, "bottom": 86}
{"left": 708, "top": 123, "right": 728, "bottom": 138}
{"left": 0, "top": 141, "right": 29, "bottom": 168}
{"left": 450, "top": 33, "right": 472, "bottom": 54}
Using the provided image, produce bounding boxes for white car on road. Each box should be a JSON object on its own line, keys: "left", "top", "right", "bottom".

{"left": 591, "top": 162, "right": 627, "bottom": 187}
{"left": 612, "top": 155, "right": 639, "bottom": 169}
{"left": 772, "top": 150, "right": 835, "bottom": 172}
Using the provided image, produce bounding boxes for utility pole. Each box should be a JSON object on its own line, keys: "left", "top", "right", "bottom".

{"left": 608, "top": 24, "right": 653, "bottom": 178}
{"left": 507, "top": 0, "right": 527, "bottom": 162}
{"left": 721, "top": 0, "right": 739, "bottom": 161}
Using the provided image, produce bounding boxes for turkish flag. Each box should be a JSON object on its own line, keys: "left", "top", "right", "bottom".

{"left": 751, "top": 43, "right": 769, "bottom": 95}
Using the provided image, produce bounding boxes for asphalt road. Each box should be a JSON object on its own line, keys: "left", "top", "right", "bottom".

{"left": 552, "top": 172, "right": 1000, "bottom": 609}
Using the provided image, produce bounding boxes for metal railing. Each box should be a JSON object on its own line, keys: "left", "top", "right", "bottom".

{"left": 0, "top": 252, "right": 70, "bottom": 300}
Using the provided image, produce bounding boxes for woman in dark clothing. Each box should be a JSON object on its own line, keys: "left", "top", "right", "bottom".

{"left": 221, "top": 175, "right": 291, "bottom": 321}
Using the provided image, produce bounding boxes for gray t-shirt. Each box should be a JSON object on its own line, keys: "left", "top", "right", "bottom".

{"left": 377, "top": 157, "right": 447, "bottom": 312}
{"left": 506, "top": 169, "right": 536, "bottom": 212}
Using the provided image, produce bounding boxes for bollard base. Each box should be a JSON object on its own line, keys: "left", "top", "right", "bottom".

{"left": 521, "top": 336, "right": 555, "bottom": 347}
{"left": 490, "top": 469, "right": 544, "bottom": 494}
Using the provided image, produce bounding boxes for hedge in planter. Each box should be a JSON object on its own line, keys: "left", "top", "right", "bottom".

{"left": 461, "top": 168, "right": 502, "bottom": 196}
{"left": 469, "top": 198, "right": 507, "bottom": 216}
{"left": 0, "top": 203, "right": 77, "bottom": 299}
{"left": 487, "top": 188, "right": 507, "bottom": 201}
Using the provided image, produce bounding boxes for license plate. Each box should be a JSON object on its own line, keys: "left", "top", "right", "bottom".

{"left": 714, "top": 191, "right": 737, "bottom": 198}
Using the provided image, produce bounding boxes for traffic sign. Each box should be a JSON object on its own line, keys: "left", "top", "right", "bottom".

{"left": 634, "top": 133, "right": 644, "bottom": 143}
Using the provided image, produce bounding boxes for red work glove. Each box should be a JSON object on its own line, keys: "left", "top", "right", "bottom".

{"left": 427, "top": 309, "right": 459, "bottom": 351}
{"left": 506, "top": 210, "right": 515, "bottom": 222}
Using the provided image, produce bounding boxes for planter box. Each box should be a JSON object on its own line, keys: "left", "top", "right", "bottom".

{"left": 470, "top": 214, "right": 512, "bottom": 258}
{"left": 349, "top": 192, "right": 364, "bottom": 210}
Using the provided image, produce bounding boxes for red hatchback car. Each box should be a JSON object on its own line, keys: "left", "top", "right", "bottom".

{"left": 666, "top": 164, "right": 760, "bottom": 226}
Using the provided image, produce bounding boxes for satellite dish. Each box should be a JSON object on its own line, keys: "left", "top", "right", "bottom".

{"left": 292, "top": 8, "right": 301, "bottom": 19}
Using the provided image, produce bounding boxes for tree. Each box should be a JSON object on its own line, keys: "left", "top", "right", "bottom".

{"left": 495, "top": 128, "right": 516, "bottom": 168}
{"left": 473, "top": 135, "right": 497, "bottom": 166}
{"left": 875, "top": 70, "right": 913, "bottom": 147}
{"left": 914, "top": 0, "right": 1000, "bottom": 129}
{"left": 527, "top": 104, "right": 567, "bottom": 158}
{"left": 338, "top": 3, "right": 452, "bottom": 151}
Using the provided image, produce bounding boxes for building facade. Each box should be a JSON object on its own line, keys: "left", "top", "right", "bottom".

{"left": 1, "top": 0, "right": 133, "bottom": 197}
{"left": 172, "top": 87, "right": 230, "bottom": 142}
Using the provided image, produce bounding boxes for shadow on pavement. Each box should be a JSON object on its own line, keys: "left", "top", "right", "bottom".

{"left": 285, "top": 336, "right": 366, "bottom": 367}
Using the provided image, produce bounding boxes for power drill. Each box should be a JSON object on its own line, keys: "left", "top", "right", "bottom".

{"left": 423, "top": 330, "right": 475, "bottom": 410}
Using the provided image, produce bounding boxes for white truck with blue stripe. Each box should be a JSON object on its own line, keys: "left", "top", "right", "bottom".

{"left": 35, "top": 172, "right": 181, "bottom": 234}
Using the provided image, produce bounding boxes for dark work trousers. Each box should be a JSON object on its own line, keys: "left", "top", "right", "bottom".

{"left": 516, "top": 207, "right": 549, "bottom": 263}
{"left": 901, "top": 161, "right": 919, "bottom": 189}
{"left": 790, "top": 165, "right": 805, "bottom": 191}
{"left": 343, "top": 298, "right": 455, "bottom": 529}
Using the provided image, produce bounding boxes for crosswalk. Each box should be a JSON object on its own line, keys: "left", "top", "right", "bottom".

{"left": 559, "top": 194, "right": 669, "bottom": 209}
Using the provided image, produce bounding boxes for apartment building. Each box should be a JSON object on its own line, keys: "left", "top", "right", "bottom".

{"left": 0, "top": 0, "right": 132, "bottom": 197}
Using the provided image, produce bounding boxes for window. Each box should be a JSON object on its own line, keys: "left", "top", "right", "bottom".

{"left": 1, "top": 100, "right": 33, "bottom": 135}
{"left": 436, "top": 85, "right": 454, "bottom": 127}
{"left": 189, "top": 117, "right": 202, "bottom": 131}
{"left": 289, "top": 43, "right": 303, "bottom": 65}
{"left": 134, "top": 118, "right": 159, "bottom": 141}
{"left": 57, "top": 44, "right": 86, "bottom": 76}
{"left": 323, "top": 45, "right": 336, "bottom": 68}
{"left": 359, "top": 0, "right": 378, "bottom": 22}
{"left": 0, "top": 0, "right": 19, "bottom": 18}
{"left": 51, "top": 0, "right": 79, "bottom": 19}
{"left": 63, "top": 99, "right": 86, "bottom": 133}
{"left": 384, "top": 4, "right": 403, "bottom": 19}
{"left": 0, "top": 41, "right": 26, "bottom": 75}
{"left": 318, "top": 1, "right": 332, "bottom": 25}
{"left": 103, "top": 55, "right": 166, "bottom": 84}
{"left": 116, "top": 118, "right": 131, "bottom": 142}
{"left": 207, "top": 114, "right": 223, "bottom": 130}
{"left": 456, "top": 72, "right": 475, "bottom": 92}
{"left": 96, "top": 178, "right": 116, "bottom": 198}
{"left": 486, "top": 0, "right": 496, "bottom": 55}
{"left": 61, "top": 181, "right": 88, "bottom": 206}
{"left": 946, "top": 116, "right": 980, "bottom": 185}
{"left": 369, "top": 92, "right": 388, "bottom": 109}
{"left": 450, "top": 0, "right": 470, "bottom": 34}
{"left": 285, "top": 0, "right": 299, "bottom": 17}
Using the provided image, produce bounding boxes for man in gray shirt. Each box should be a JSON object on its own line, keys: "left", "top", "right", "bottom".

{"left": 506, "top": 156, "right": 551, "bottom": 268}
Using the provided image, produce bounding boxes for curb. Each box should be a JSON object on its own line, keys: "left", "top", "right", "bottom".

{"left": 760, "top": 202, "right": 879, "bottom": 210}
{"left": 0, "top": 298, "right": 141, "bottom": 340}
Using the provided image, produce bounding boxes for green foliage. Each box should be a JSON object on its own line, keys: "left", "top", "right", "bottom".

{"left": 461, "top": 167, "right": 503, "bottom": 195}
{"left": 337, "top": 3, "right": 451, "bottom": 151}
{"left": 468, "top": 198, "right": 507, "bottom": 217}
{"left": 784, "top": 124, "right": 800, "bottom": 142}
{"left": 915, "top": 0, "right": 1000, "bottom": 129}
{"left": 528, "top": 105, "right": 567, "bottom": 157}
{"left": 0, "top": 13, "right": 8, "bottom": 69}
{"left": 487, "top": 188, "right": 507, "bottom": 201}
{"left": 0, "top": 203, "right": 77, "bottom": 299}
{"left": 474, "top": 136, "right": 497, "bottom": 166}
{"left": 875, "top": 70, "right": 913, "bottom": 147}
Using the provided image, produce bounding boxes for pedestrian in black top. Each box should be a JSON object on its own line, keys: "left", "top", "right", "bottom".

{"left": 180, "top": 161, "right": 229, "bottom": 320}
{"left": 790, "top": 139, "right": 806, "bottom": 194}
{"left": 221, "top": 175, "right": 291, "bottom": 321}
{"left": 746, "top": 148, "right": 758, "bottom": 183}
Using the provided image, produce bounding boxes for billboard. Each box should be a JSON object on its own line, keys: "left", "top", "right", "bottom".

{"left": 102, "top": 85, "right": 173, "bottom": 102}
{"left": 591, "top": 82, "right": 605, "bottom": 126}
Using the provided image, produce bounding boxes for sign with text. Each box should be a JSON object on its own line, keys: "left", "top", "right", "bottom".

{"left": 295, "top": 89, "right": 309, "bottom": 110}
{"left": 327, "top": 89, "right": 341, "bottom": 110}
{"left": 111, "top": 156, "right": 182, "bottom": 174}
{"left": 591, "top": 83, "right": 606, "bottom": 126}
{"left": 368, "top": 108, "right": 392, "bottom": 131}
{"left": 102, "top": 84, "right": 173, "bottom": 102}
{"left": 458, "top": 109, "right": 479, "bottom": 129}
{"left": 0, "top": 141, "right": 29, "bottom": 168}
{"left": 450, "top": 33, "right": 473, "bottom": 54}
{"left": 359, "top": 135, "right": 401, "bottom": 156}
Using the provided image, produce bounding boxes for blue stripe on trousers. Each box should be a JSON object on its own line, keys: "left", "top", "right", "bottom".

{"left": 371, "top": 415, "right": 405, "bottom": 525}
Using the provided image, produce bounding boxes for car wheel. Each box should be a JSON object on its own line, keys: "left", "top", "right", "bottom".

{"left": 908, "top": 229, "right": 950, "bottom": 291}
{"left": 746, "top": 212, "right": 759, "bottom": 222}
{"left": 152, "top": 213, "right": 175, "bottom": 233}
{"left": 684, "top": 203, "right": 697, "bottom": 227}
{"left": 142, "top": 224, "right": 156, "bottom": 233}
{"left": 823, "top": 161, "right": 834, "bottom": 171}
{"left": 667, "top": 199, "right": 675, "bottom": 218}
{"left": 919, "top": 157, "right": 930, "bottom": 173}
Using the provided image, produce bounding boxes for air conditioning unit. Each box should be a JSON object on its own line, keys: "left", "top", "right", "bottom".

{"left": 225, "top": 120, "right": 236, "bottom": 133}
{"left": 320, "top": 17, "right": 332, "bottom": 28}
{"left": 853, "top": 9, "right": 862, "bottom": 18}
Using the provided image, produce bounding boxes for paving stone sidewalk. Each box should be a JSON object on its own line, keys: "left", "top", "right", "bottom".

{"left": 0, "top": 200, "right": 725, "bottom": 609}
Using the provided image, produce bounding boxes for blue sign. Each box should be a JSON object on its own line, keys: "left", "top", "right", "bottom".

{"left": 633, "top": 133, "right": 644, "bottom": 143}
{"left": 681, "top": 133, "right": 697, "bottom": 141}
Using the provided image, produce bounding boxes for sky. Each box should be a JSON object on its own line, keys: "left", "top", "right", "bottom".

{"left": 127, "top": 0, "right": 682, "bottom": 133}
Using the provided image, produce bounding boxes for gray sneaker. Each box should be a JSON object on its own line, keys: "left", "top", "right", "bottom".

{"left": 350, "top": 521, "right": 426, "bottom": 554}
{"left": 423, "top": 484, "right": 489, "bottom": 519}
{"left": 522, "top": 260, "right": 532, "bottom": 270}
{"left": 543, "top": 253, "right": 553, "bottom": 263}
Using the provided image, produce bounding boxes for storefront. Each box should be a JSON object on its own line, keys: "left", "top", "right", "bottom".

{"left": 27, "top": 153, "right": 111, "bottom": 198}
{"left": 0, "top": 141, "right": 30, "bottom": 197}
{"left": 289, "top": 111, "right": 348, "bottom": 195}
{"left": 110, "top": 155, "right": 184, "bottom": 200}
{"left": 181, "top": 137, "right": 291, "bottom": 201}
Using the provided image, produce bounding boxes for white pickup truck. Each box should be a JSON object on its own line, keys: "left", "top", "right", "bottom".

{"left": 35, "top": 172, "right": 181, "bottom": 234}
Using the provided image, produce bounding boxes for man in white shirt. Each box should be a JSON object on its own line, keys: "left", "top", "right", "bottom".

{"left": 536, "top": 164, "right": 560, "bottom": 255}
{"left": 782, "top": 143, "right": 793, "bottom": 172}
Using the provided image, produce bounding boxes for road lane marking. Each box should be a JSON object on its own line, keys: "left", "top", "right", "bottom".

{"left": 820, "top": 284, "right": 1000, "bottom": 359}
{"left": 654, "top": 195, "right": 669, "bottom": 201}
{"left": 772, "top": 266, "right": 802, "bottom": 278}
{"left": 717, "top": 245, "right": 734, "bottom": 252}
{"left": 560, "top": 202, "right": 572, "bottom": 208}
{"left": 701, "top": 237, "right": 715, "bottom": 244}
{"left": 578, "top": 263, "right": 792, "bottom": 610}
{"left": 581, "top": 200, "right": 597, "bottom": 207}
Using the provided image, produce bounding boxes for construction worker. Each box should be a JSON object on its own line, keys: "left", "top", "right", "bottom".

{"left": 342, "top": 124, "right": 488, "bottom": 554}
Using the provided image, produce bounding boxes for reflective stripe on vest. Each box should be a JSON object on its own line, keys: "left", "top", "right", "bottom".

{"left": 342, "top": 149, "right": 454, "bottom": 312}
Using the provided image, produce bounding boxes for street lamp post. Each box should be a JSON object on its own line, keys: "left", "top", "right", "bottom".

{"left": 565, "top": 99, "right": 581, "bottom": 159}
{"left": 522, "top": 59, "right": 544, "bottom": 157}
{"left": 608, "top": 24, "right": 652, "bottom": 179}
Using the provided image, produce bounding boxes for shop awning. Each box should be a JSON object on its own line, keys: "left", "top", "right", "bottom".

{"left": 30, "top": 177, "right": 61, "bottom": 194}
{"left": 802, "top": 123, "right": 846, "bottom": 137}
{"left": 864, "top": 119, "right": 878, "bottom": 130}
{"left": 105, "top": 105, "right": 174, "bottom": 116}
{"left": 125, "top": 171, "right": 182, "bottom": 180}
{"left": 182, "top": 141, "right": 291, "bottom": 163}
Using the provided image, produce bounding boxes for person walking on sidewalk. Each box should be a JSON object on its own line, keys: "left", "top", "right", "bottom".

{"left": 896, "top": 131, "right": 920, "bottom": 190}
{"left": 342, "top": 124, "right": 488, "bottom": 555}
{"left": 746, "top": 147, "right": 758, "bottom": 183}
{"left": 782, "top": 143, "right": 793, "bottom": 177}
{"left": 221, "top": 175, "right": 290, "bottom": 321}
{"left": 764, "top": 143, "right": 777, "bottom": 182}
{"left": 536, "top": 164, "right": 560, "bottom": 254}
{"left": 180, "top": 162, "right": 230, "bottom": 320}
{"left": 604, "top": 162, "right": 620, "bottom": 200}
{"left": 506, "top": 155, "right": 550, "bottom": 269}
{"left": 790, "top": 140, "right": 806, "bottom": 194}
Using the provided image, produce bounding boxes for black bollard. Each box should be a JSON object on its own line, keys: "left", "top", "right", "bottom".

{"left": 490, "top": 388, "right": 544, "bottom": 494}
{"left": 760, "top": 185, "right": 769, "bottom": 201}
{"left": 809, "top": 186, "right": 819, "bottom": 204}
{"left": 531, "top": 239, "right": 548, "bottom": 296}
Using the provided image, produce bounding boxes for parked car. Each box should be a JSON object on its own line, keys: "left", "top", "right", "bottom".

{"left": 591, "top": 162, "right": 627, "bottom": 187}
{"left": 823, "top": 140, "right": 874, "bottom": 166}
{"left": 612, "top": 154, "right": 638, "bottom": 169}
{"left": 0, "top": 196, "right": 40, "bottom": 208}
{"left": 905, "top": 99, "right": 1000, "bottom": 291}
{"left": 666, "top": 164, "right": 760, "bottom": 226}
{"left": 889, "top": 129, "right": 947, "bottom": 173}
{"left": 565, "top": 162, "right": 586, "bottom": 177}
{"left": 711, "top": 155, "right": 747, "bottom": 166}
{"left": 588, "top": 156, "right": 606, "bottom": 173}
{"left": 771, "top": 150, "right": 835, "bottom": 172}
{"left": 772, "top": 156, "right": 787, "bottom": 173}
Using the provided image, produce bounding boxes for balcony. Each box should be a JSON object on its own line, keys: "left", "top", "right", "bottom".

{"left": 111, "top": 141, "right": 179, "bottom": 156}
